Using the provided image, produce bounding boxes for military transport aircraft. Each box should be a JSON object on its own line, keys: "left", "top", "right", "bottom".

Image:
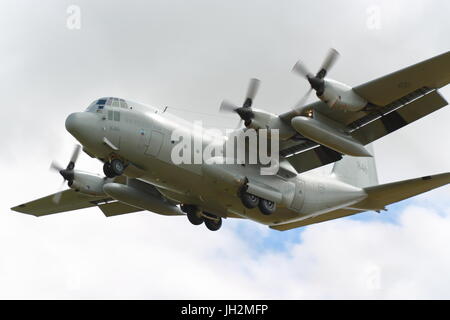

{"left": 12, "top": 50, "right": 450, "bottom": 231}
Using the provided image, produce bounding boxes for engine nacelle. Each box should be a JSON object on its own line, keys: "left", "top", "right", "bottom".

{"left": 246, "top": 109, "right": 296, "bottom": 140}
{"left": 69, "top": 172, "right": 107, "bottom": 196}
{"left": 319, "top": 79, "right": 367, "bottom": 112}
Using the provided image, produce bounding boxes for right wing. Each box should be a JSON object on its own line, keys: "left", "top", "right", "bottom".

{"left": 278, "top": 51, "right": 450, "bottom": 174}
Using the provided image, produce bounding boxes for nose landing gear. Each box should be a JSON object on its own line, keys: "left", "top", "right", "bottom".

{"left": 103, "top": 159, "right": 125, "bottom": 178}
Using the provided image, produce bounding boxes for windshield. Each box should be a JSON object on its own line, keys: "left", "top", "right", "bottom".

{"left": 86, "top": 97, "right": 129, "bottom": 112}
{"left": 86, "top": 98, "right": 107, "bottom": 112}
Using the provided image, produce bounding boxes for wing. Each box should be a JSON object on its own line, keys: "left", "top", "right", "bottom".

{"left": 271, "top": 172, "right": 450, "bottom": 231}
{"left": 353, "top": 51, "right": 450, "bottom": 106}
{"left": 11, "top": 189, "right": 113, "bottom": 217}
{"left": 279, "top": 51, "right": 450, "bottom": 173}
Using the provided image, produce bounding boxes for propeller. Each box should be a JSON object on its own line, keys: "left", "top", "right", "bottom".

{"left": 219, "top": 78, "right": 260, "bottom": 127}
{"left": 292, "top": 48, "right": 340, "bottom": 112}
{"left": 50, "top": 145, "right": 81, "bottom": 203}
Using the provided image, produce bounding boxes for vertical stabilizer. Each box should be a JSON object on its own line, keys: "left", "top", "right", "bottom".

{"left": 332, "top": 144, "right": 378, "bottom": 188}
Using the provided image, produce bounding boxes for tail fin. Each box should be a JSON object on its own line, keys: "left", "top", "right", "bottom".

{"left": 332, "top": 144, "right": 378, "bottom": 188}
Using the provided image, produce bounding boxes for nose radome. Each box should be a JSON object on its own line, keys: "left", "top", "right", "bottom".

{"left": 65, "top": 112, "right": 80, "bottom": 135}
{"left": 65, "top": 112, "right": 97, "bottom": 142}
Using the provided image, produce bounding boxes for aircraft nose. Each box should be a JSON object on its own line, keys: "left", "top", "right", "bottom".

{"left": 65, "top": 112, "right": 84, "bottom": 135}
{"left": 65, "top": 112, "right": 98, "bottom": 143}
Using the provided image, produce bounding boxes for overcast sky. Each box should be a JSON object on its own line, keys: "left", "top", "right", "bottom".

{"left": 0, "top": 0, "right": 449, "bottom": 299}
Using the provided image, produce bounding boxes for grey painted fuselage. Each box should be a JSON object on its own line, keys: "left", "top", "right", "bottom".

{"left": 66, "top": 98, "right": 368, "bottom": 227}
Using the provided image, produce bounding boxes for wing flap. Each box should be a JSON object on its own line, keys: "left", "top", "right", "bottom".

{"left": 98, "top": 201, "right": 143, "bottom": 217}
{"left": 282, "top": 144, "right": 342, "bottom": 174}
{"left": 351, "top": 89, "right": 448, "bottom": 144}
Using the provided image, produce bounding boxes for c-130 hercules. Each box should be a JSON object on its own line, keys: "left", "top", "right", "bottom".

{"left": 12, "top": 50, "right": 450, "bottom": 231}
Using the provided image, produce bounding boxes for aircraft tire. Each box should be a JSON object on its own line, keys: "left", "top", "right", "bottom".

{"left": 204, "top": 216, "right": 222, "bottom": 231}
{"left": 187, "top": 210, "right": 204, "bottom": 226}
{"left": 258, "top": 199, "right": 276, "bottom": 215}
{"left": 103, "top": 162, "right": 117, "bottom": 178}
{"left": 111, "top": 159, "right": 125, "bottom": 176}
{"left": 241, "top": 192, "right": 259, "bottom": 209}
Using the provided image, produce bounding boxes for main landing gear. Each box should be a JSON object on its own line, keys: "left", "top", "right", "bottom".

{"left": 240, "top": 191, "right": 277, "bottom": 215}
{"left": 103, "top": 159, "right": 125, "bottom": 178}
{"left": 181, "top": 205, "right": 222, "bottom": 231}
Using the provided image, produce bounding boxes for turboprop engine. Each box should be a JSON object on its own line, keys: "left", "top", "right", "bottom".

{"left": 315, "top": 79, "right": 367, "bottom": 111}
{"left": 68, "top": 172, "right": 107, "bottom": 196}
{"left": 291, "top": 48, "right": 368, "bottom": 113}
{"left": 219, "top": 79, "right": 295, "bottom": 140}
{"left": 50, "top": 145, "right": 107, "bottom": 202}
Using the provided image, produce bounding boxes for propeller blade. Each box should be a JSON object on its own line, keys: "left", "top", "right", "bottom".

{"left": 67, "top": 145, "right": 81, "bottom": 170}
{"left": 292, "top": 60, "right": 312, "bottom": 78}
{"left": 317, "top": 48, "right": 340, "bottom": 79}
{"left": 292, "top": 88, "right": 313, "bottom": 114}
{"left": 242, "top": 78, "right": 261, "bottom": 108}
{"left": 244, "top": 78, "right": 260, "bottom": 108}
{"left": 50, "top": 161, "right": 63, "bottom": 172}
{"left": 219, "top": 100, "right": 239, "bottom": 113}
{"left": 52, "top": 181, "right": 66, "bottom": 204}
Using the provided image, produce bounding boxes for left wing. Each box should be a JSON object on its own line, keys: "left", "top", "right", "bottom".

{"left": 11, "top": 189, "right": 112, "bottom": 217}
{"left": 11, "top": 189, "right": 144, "bottom": 217}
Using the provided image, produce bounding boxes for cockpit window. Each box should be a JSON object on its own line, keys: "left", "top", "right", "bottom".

{"left": 86, "top": 98, "right": 108, "bottom": 112}
{"left": 113, "top": 99, "right": 121, "bottom": 108}
{"left": 86, "top": 97, "right": 131, "bottom": 112}
{"left": 119, "top": 99, "right": 128, "bottom": 109}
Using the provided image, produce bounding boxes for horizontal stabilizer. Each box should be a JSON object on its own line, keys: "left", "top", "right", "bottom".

{"left": 271, "top": 172, "right": 450, "bottom": 231}
{"left": 355, "top": 172, "right": 450, "bottom": 210}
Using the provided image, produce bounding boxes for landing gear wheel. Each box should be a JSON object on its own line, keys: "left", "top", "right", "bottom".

{"left": 259, "top": 199, "right": 276, "bottom": 215}
{"left": 204, "top": 217, "right": 222, "bottom": 231}
{"left": 111, "top": 159, "right": 125, "bottom": 176}
{"left": 182, "top": 205, "right": 204, "bottom": 226}
{"left": 241, "top": 192, "right": 259, "bottom": 209}
{"left": 103, "top": 162, "right": 116, "bottom": 178}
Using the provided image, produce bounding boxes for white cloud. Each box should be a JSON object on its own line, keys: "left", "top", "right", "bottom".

{"left": 2, "top": 192, "right": 450, "bottom": 299}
